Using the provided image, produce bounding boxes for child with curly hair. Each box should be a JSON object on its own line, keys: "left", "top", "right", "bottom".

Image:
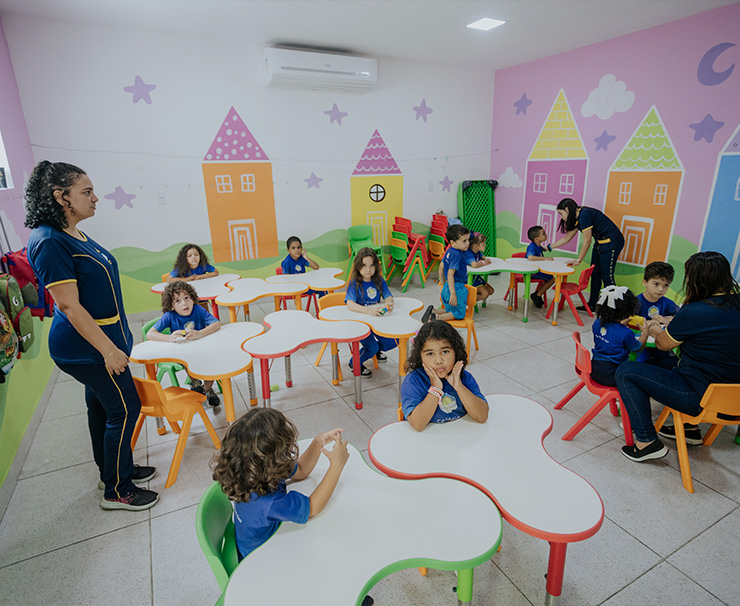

{"left": 146, "top": 280, "right": 221, "bottom": 407}
{"left": 401, "top": 320, "right": 488, "bottom": 431}
{"left": 166, "top": 243, "right": 219, "bottom": 283}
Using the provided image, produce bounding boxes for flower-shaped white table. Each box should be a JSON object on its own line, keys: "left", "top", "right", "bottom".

{"left": 215, "top": 277, "right": 308, "bottom": 323}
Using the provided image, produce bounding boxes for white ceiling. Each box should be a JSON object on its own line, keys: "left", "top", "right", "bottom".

{"left": 0, "top": 0, "right": 736, "bottom": 71}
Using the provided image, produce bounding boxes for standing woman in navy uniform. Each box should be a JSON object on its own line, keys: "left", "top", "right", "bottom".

{"left": 550, "top": 197, "right": 625, "bottom": 311}
{"left": 25, "top": 162, "right": 158, "bottom": 511}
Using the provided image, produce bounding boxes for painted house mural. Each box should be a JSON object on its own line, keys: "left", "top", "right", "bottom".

{"left": 604, "top": 106, "right": 683, "bottom": 267}
{"left": 351, "top": 129, "right": 403, "bottom": 246}
{"left": 202, "top": 107, "right": 279, "bottom": 263}
{"left": 521, "top": 89, "right": 588, "bottom": 252}
{"left": 699, "top": 122, "right": 740, "bottom": 279}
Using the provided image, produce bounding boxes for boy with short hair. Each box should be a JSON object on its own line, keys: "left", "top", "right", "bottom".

{"left": 526, "top": 225, "right": 555, "bottom": 308}
{"left": 635, "top": 261, "right": 679, "bottom": 368}
{"left": 424, "top": 224, "right": 470, "bottom": 322}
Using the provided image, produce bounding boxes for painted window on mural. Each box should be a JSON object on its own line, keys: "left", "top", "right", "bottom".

{"left": 619, "top": 181, "right": 632, "bottom": 205}
{"left": 533, "top": 173, "right": 547, "bottom": 193}
{"left": 369, "top": 184, "right": 385, "bottom": 202}
{"left": 216, "top": 175, "right": 232, "bottom": 193}
{"left": 653, "top": 184, "right": 668, "bottom": 205}
{"left": 241, "top": 174, "right": 255, "bottom": 192}
{"left": 559, "top": 174, "right": 575, "bottom": 195}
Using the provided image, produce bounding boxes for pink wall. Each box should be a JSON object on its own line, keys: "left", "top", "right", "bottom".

{"left": 0, "top": 16, "right": 34, "bottom": 250}
{"left": 491, "top": 3, "right": 740, "bottom": 249}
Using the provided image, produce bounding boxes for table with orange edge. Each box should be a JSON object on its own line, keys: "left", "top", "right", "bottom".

{"left": 505, "top": 257, "right": 575, "bottom": 325}
{"left": 214, "top": 277, "right": 309, "bottom": 323}
{"left": 265, "top": 267, "right": 346, "bottom": 300}
{"left": 151, "top": 273, "right": 241, "bottom": 321}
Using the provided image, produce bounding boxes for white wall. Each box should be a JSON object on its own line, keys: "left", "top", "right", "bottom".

{"left": 3, "top": 14, "right": 494, "bottom": 251}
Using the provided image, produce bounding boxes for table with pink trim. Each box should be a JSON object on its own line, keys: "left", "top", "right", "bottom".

{"left": 151, "top": 273, "right": 241, "bottom": 321}
{"left": 505, "top": 258, "right": 575, "bottom": 326}
{"left": 241, "top": 310, "right": 370, "bottom": 409}
{"left": 368, "top": 394, "right": 604, "bottom": 606}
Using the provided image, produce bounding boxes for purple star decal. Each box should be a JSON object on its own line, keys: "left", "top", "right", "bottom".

{"left": 104, "top": 186, "right": 135, "bottom": 210}
{"left": 439, "top": 176, "right": 453, "bottom": 192}
{"left": 594, "top": 130, "right": 616, "bottom": 152}
{"left": 513, "top": 93, "right": 532, "bottom": 115}
{"left": 413, "top": 98, "right": 433, "bottom": 122}
{"left": 689, "top": 114, "right": 724, "bottom": 143}
{"left": 323, "top": 103, "right": 348, "bottom": 126}
{"left": 304, "top": 172, "right": 323, "bottom": 189}
{"left": 123, "top": 75, "right": 156, "bottom": 105}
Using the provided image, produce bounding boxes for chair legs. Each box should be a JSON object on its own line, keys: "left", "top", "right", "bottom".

{"left": 561, "top": 393, "right": 634, "bottom": 446}
{"left": 166, "top": 407, "right": 221, "bottom": 489}
{"left": 554, "top": 381, "right": 586, "bottom": 410}
{"left": 655, "top": 408, "right": 695, "bottom": 493}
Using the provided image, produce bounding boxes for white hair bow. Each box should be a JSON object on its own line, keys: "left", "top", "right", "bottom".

{"left": 597, "top": 285, "right": 629, "bottom": 309}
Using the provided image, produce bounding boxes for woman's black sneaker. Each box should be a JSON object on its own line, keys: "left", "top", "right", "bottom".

{"left": 421, "top": 305, "right": 436, "bottom": 323}
{"left": 621, "top": 439, "right": 668, "bottom": 462}
{"left": 101, "top": 486, "right": 159, "bottom": 511}
{"left": 376, "top": 351, "right": 388, "bottom": 363}
{"left": 98, "top": 464, "right": 156, "bottom": 490}
{"left": 658, "top": 424, "right": 703, "bottom": 445}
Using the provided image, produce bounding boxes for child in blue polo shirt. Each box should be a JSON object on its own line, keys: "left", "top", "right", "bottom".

{"left": 281, "top": 236, "right": 319, "bottom": 275}
{"left": 147, "top": 280, "right": 221, "bottom": 407}
{"left": 525, "top": 225, "right": 555, "bottom": 308}
{"left": 635, "top": 261, "right": 679, "bottom": 368}
{"left": 590, "top": 286, "right": 650, "bottom": 386}
{"left": 425, "top": 224, "right": 470, "bottom": 323}
{"left": 167, "top": 243, "right": 218, "bottom": 282}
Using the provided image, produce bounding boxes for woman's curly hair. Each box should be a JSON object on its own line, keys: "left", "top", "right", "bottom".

{"left": 405, "top": 320, "right": 468, "bottom": 373}
{"left": 160, "top": 280, "right": 199, "bottom": 312}
{"left": 172, "top": 244, "right": 210, "bottom": 278}
{"left": 211, "top": 408, "right": 299, "bottom": 502}
{"left": 24, "top": 161, "right": 87, "bottom": 230}
{"left": 595, "top": 288, "right": 639, "bottom": 324}
{"left": 349, "top": 247, "right": 385, "bottom": 303}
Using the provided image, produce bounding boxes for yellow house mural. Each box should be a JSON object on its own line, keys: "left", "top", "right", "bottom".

{"left": 351, "top": 129, "right": 403, "bottom": 246}
{"left": 202, "top": 107, "right": 279, "bottom": 262}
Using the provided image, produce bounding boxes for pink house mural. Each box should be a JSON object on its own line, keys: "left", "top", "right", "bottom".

{"left": 521, "top": 89, "right": 588, "bottom": 251}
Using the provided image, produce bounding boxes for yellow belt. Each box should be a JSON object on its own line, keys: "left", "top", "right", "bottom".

{"left": 597, "top": 238, "right": 611, "bottom": 244}
{"left": 94, "top": 314, "right": 120, "bottom": 326}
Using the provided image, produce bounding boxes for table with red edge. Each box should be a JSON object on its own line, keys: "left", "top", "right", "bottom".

{"left": 214, "top": 277, "right": 309, "bottom": 323}
{"left": 151, "top": 273, "right": 241, "bottom": 320}
{"left": 505, "top": 258, "right": 575, "bottom": 325}
{"left": 368, "top": 394, "right": 604, "bottom": 606}
{"left": 467, "top": 256, "right": 538, "bottom": 322}
{"left": 241, "top": 310, "right": 370, "bottom": 409}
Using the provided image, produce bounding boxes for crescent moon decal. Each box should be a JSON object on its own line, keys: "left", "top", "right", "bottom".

{"left": 697, "top": 42, "right": 736, "bottom": 86}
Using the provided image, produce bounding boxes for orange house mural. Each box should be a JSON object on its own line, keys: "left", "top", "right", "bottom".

{"left": 202, "top": 107, "right": 279, "bottom": 262}
{"left": 604, "top": 106, "right": 683, "bottom": 266}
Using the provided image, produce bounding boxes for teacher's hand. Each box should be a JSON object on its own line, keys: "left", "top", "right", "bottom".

{"left": 105, "top": 348, "right": 129, "bottom": 375}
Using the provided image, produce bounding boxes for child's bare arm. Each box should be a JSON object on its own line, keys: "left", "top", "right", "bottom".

{"left": 189, "top": 320, "right": 220, "bottom": 340}
{"left": 294, "top": 428, "right": 344, "bottom": 480}
{"left": 309, "top": 437, "right": 349, "bottom": 517}
{"left": 407, "top": 364, "right": 444, "bottom": 431}
{"left": 303, "top": 251, "right": 319, "bottom": 270}
{"left": 196, "top": 268, "right": 219, "bottom": 280}
{"left": 146, "top": 326, "right": 180, "bottom": 342}
{"left": 447, "top": 362, "right": 488, "bottom": 423}
{"left": 447, "top": 268, "right": 457, "bottom": 306}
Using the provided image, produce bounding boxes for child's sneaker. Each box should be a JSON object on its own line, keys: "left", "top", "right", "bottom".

{"left": 658, "top": 424, "right": 703, "bottom": 445}
{"left": 421, "top": 305, "right": 436, "bottom": 323}
{"left": 205, "top": 389, "right": 221, "bottom": 408}
{"left": 349, "top": 363, "right": 372, "bottom": 377}
{"left": 101, "top": 486, "right": 159, "bottom": 511}
{"left": 98, "top": 464, "right": 156, "bottom": 490}
{"left": 376, "top": 351, "right": 388, "bottom": 363}
{"left": 530, "top": 293, "right": 544, "bottom": 308}
{"left": 189, "top": 378, "right": 205, "bottom": 394}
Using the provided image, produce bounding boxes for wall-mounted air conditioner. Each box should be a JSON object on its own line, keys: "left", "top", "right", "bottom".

{"left": 262, "top": 47, "right": 377, "bottom": 94}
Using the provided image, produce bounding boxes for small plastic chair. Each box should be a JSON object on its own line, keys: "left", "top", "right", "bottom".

{"left": 441, "top": 284, "right": 479, "bottom": 355}
{"left": 275, "top": 267, "right": 318, "bottom": 314}
{"left": 654, "top": 383, "right": 740, "bottom": 493}
{"left": 503, "top": 252, "right": 548, "bottom": 310}
{"left": 554, "top": 332, "right": 634, "bottom": 445}
{"left": 196, "top": 482, "right": 239, "bottom": 603}
{"left": 348, "top": 225, "right": 383, "bottom": 276}
{"left": 132, "top": 377, "right": 222, "bottom": 488}
{"left": 545, "top": 265, "right": 595, "bottom": 326}
{"left": 142, "top": 318, "right": 188, "bottom": 388}
{"left": 393, "top": 219, "right": 428, "bottom": 264}
{"left": 386, "top": 243, "right": 426, "bottom": 292}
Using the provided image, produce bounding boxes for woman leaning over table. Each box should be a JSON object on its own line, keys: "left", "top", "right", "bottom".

{"left": 25, "top": 161, "right": 158, "bottom": 511}
{"left": 615, "top": 252, "right": 740, "bottom": 462}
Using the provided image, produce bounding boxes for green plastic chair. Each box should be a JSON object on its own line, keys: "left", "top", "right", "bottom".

{"left": 196, "top": 482, "right": 240, "bottom": 605}
{"left": 386, "top": 244, "right": 425, "bottom": 292}
{"left": 142, "top": 318, "right": 188, "bottom": 388}
{"left": 348, "top": 225, "right": 383, "bottom": 275}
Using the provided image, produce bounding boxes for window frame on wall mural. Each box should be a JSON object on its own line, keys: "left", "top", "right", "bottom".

{"left": 653, "top": 184, "right": 668, "bottom": 205}
{"left": 216, "top": 175, "right": 233, "bottom": 193}
{"left": 241, "top": 174, "right": 256, "bottom": 192}
{"left": 559, "top": 173, "right": 575, "bottom": 195}
{"left": 533, "top": 173, "right": 547, "bottom": 193}
{"left": 619, "top": 181, "right": 632, "bottom": 205}
{"left": 369, "top": 183, "right": 385, "bottom": 203}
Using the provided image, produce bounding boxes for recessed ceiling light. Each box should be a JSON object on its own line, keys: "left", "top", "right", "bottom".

{"left": 466, "top": 18, "right": 506, "bottom": 31}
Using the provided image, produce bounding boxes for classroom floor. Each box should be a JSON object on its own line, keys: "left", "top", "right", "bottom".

{"left": 0, "top": 273, "right": 738, "bottom": 606}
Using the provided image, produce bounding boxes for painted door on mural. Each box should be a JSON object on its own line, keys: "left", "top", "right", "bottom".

{"left": 619, "top": 216, "right": 654, "bottom": 265}
{"left": 537, "top": 205, "right": 558, "bottom": 245}
{"left": 228, "top": 219, "right": 258, "bottom": 261}
{"left": 367, "top": 211, "right": 388, "bottom": 246}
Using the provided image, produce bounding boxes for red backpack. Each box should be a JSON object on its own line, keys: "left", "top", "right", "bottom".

{"left": 2, "top": 248, "right": 55, "bottom": 319}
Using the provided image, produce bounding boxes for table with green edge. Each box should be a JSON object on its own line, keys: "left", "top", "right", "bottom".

{"left": 466, "top": 256, "right": 538, "bottom": 321}
{"left": 224, "top": 440, "right": 502, "bottom": 606}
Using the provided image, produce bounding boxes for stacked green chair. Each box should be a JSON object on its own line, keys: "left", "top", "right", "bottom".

{"left": 348, "top": 225, "right": 383, "bottom": 275}
{"left": 386, "top": 239, "right": 427, "bottom": 292}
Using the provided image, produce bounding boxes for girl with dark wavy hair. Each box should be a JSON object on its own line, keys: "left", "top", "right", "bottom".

{"left": 25, "top": 161, "right": 158, "bottom": 511}
{"left": 401, "top": 320, "right": 488, "bottom": 431}
{"left": 166, "top": 243, "right": 218, "bottom": 283}
{"left": 615, "top": 252, "right": 740, "bottom": 462}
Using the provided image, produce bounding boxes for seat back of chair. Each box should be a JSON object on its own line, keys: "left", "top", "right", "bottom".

{"left": 391, "top": 230, "right": 409, "bottom": 246}
{"left": 196, "top": 482, "right": 240, "bottom": 592}
{"left": 393, "top": 223, "right": 411, "bottom": 237}
{"left": 395, "top": 216, "right": 412, "bottom": 230}
{"left": 429, "top": 238, "right": 446, "bottom": 259}
{"left": 577, "top": 265, "right": 596, "bottom": 291}
{"left": 432, "top": 214, "right": 448, "bottom": 229}
{"left": 571, "top": 331, "right": 592, "bottom": 378}
{"left": 430, "top": 226, "right": 446, "bottom": 239}
{"left": 699, "top": 383, "right": 740, "bottom": 416}
{"left": 462, "top": 284, "right": 477, "bottom": 320}
{"left": 390, "top": 244, "right": 409, "bottom": 263}
{"left": 133, "top": 376, "right": 169, "bottom": 418}
{"left": 512, "top": 251, "right": 527, "bottom": 259}
{"left": 161, "top": 272, "right": 170, "bottom": 282}
{"left": 318, "top": 292, "right": 346, "bottom": 311}
{"left": 348, "top": 224, "right": 373, "bottom": 244}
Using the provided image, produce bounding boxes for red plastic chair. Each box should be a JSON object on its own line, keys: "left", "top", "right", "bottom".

{"left": 503, "top": 252, "right": 548, "bottom": 310}
{"left": 554, "top": 332, "right": 634, "bottom": 445}
{"left": 275, "top": 267, "right": 319, "bottom": 315}
{"left": 394, "top": 217, "right": 428, "bottom": 262}
{"left": 544, "top": 265, "right": 595, "bottom": 326}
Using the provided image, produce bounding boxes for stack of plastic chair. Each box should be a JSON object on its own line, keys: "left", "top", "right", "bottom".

{"left": 132, "top": 377, "right": 222, "bottom": 488}
{"left": 275, "top": 267, "right": 319, "bottom": 314}
{"left": 393, "top": 218, "right": 429, "bottom": 265}
{"left": 439, "top": 284, "right": 479, "bottom": 355}
{"left": 431, "top": 215, "right": 448, "bottom": 243}
{"left": 554, "top": 332, "right": 634, "bottom": 445}
{"left": 544, "top": 265, "right": 595, "bottom": 327}
{"left": 196, "top": 482, "right": 240, "bottom": 606}
{"left": 503, "top": 252, "right": 549, "bottom": 310}
{"left": 428, "top": 235, "right": 448, "bottom": 278}
{"left": 348, "top": 224, "right": 383, "bottom": 276}
{"left": 386, "top": 239, "right": 428, "bottom": 292}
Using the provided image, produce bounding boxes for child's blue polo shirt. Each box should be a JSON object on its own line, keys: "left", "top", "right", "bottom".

{"left": 636, "top": 294, "right": 678, "bottom": 320}
{"left": 525, "top": 242, "right": 553, "bottom": 281}
{"left": 591, "top": 319, "right": 642, "bottom": 364}
{"left": 345, "top": 278, "right": 392, "bottom": 306}
{"left": 281, "top": 254, "right": 310, "bottom": 275}
{"left": 402, "top": 367, "right": 486, "bottom": 424}
{"left": 28, "top": 225, "right": 133, "bottom": 364}
{"left": 442, "top": 247, "right": 467, "bottom": 284}
{"left": 169, "top": 263, "right": 216, "bottom": 279}
{"left": 153, "top": 305, "right": 217, "bottom": 334}
{"left": 464, "top": 250, "right": 486, "bottom": 287}
{"left": 576, "top": 207, "right": 622, "bottom": 244}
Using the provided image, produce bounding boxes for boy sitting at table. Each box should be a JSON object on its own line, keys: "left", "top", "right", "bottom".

{"left": 634, "top": 261, "right": 679, "bottom": 369}
{"left": 526, "top": 225, "right": 555, "bottom": 309}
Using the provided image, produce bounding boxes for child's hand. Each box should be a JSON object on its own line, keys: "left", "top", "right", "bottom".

{"left": 315, "top": 428, "right": 344, "bottom": 447}
{"left": 449, "top": 294, "right": 457, "bottom": 307}
{"left": 422, "top": 362, "right": 444, "bottom": 389}
{"left": 483, "top": 258, "right": 492, "bottom": 265}
{"left": 323, "top": 435, "right": 349, "bottom": 469}
{"left": 385, "top": 299, "right": 394, "bottom": 312}
{"left": 184, "top": 328, "right": 197, "bottom": 340}
{"left": 302, "top": 250, "right": 310, "bottom": 260}
{"left": 652, "top": 314, "right": 666, "bottom": 325}
{"left": 448, "top": 361, "right": 464, "bottom": 390}
{"left": 369, "top": 305, "right": 384, "bottom": 317}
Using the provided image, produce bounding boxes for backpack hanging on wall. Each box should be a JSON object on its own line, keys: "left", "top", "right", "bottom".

{"left": 2, "top": 248, "right": 54, "bottom": 319}
{"left": 0, "top": 274, "right": 34, "bottom": 353}
{"left": 0, "top": 294, "right": 19, "bottom": 382}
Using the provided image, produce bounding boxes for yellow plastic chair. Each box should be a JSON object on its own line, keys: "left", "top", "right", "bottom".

{"left": 132, "top": 377, "right": 221, "bottom": 488}
{"left": 654, "top": 383, "right": 740, "bottom": 493}
{"left": 441, "top": 284, "right": 479, "bottom": 355}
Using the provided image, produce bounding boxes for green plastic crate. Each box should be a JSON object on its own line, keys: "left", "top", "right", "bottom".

{"left": 457, "top": 180, "right": 497, "bottom": 256}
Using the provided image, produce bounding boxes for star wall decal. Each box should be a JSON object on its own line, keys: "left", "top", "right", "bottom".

{"left": 304, "top": 172, "right": 323, "bottom": 189}
{"left": 104, "top": 186, "right": 135, "bottom": 209}
{"left": 594, "top": 130, "right": 616, "bottom": 152}
{"left": 688, "top": 114, "right": 724, "bottom": 143}
{"left": 413, "top": 99, "right": 433, "bottom": 122}
{"left": 514, "top": 93, "right": 532, "bottom": 115}
{"left": 123, "top": 75, "right": 157, "bottom": 104}
{"left": 323, "top": 103, "right": 348, "bottom": 126}
{"left": 439, "top": 176, "right": 453, "bottom": 192}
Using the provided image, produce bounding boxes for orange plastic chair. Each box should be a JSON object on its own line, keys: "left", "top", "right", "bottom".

{"left": 654, "top": 383, "right": 740, "bottom": 493}
{"left": 441, "top": 284, "right": 479, "bottom": 355}
{"left": 503, "top": 251, "right": 548, "bottom": 310}
{"left": 545, "top": 265, "right": 595, "bottom": 326}
{"left": 275, "top": 267, "right": 318, "bottom": 314}
{"left": 131, "top": 376, "right": 221, "bottom": 488}
{"left": 554, "top": 332, "right": 634, "bottom": 445}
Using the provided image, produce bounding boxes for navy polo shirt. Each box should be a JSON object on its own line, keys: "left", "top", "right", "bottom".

{"left": 169, "top": 263, "right": 216, "bottom": 279}
{"left": 281, "top": 254, "right": 310, "bottom": 275}
{"left": 345, "top": 278, "right": 392, "bottom": 306}
{"left": 576, "top": 207, "right": 622, "bottom": 244}
{"left": 591, "top": 319, "right": 643, "bottom": 364}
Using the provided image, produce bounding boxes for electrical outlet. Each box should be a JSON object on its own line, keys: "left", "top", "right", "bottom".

{"left": 157, "top": 193, "right": 167, "bottom": 205}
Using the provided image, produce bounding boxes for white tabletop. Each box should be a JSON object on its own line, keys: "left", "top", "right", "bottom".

{"left": 468, "top": 256, "right": 536, "bottom": 275}
{"left": 130, "top": 322, "right": 263, "bottom": 379}
{"left": 318, "top": 296, "right": 423, "bottom": 339}
{"left": 505, "top": 257, "right": 575, "bottom": 276}
{"left": 224, "top": 440, "right": 502, "bottom": 606}
{"left": 369, "top": 394, "right": 603, "bottom": 542}
{"left": 265, "top": 267, "right": 345, "bottom": 290}
{"left": 241, "top": 310, "right": 370, "bottom": 358}
{"left": 151, "top": 273, "right": 241, "bottom": 298}
{"left": 214, "top": 278, "right": 307, "bottom": 306}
